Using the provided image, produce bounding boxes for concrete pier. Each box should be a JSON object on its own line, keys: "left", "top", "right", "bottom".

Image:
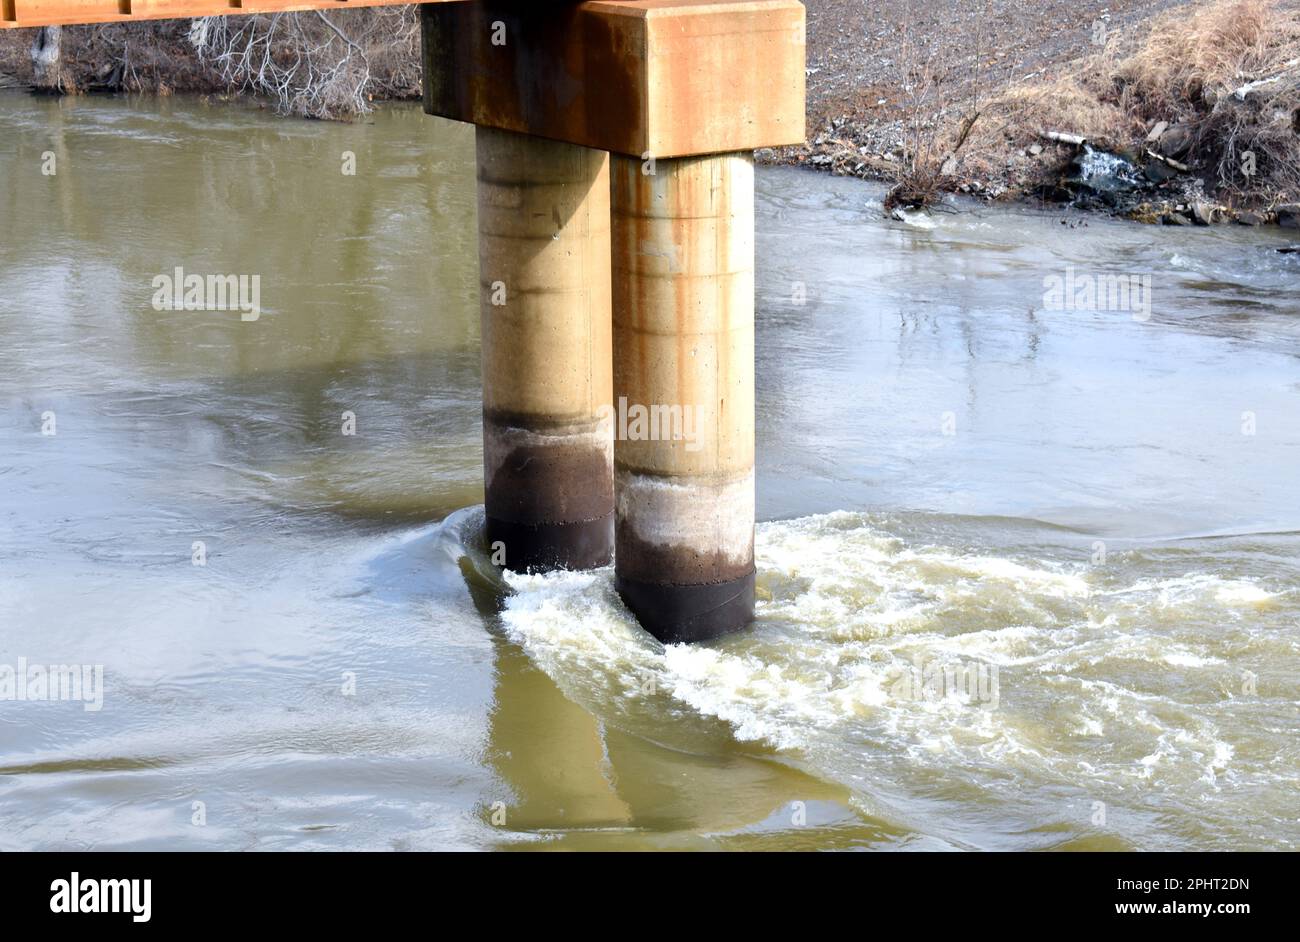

{"left": 6, "top": 0, "right": 807, "bottom": 638}
{"left": 610, "top": 152, "right": 757, "bottom": 642}
{"left": 477, "top": 126, "right": 615, "bottom": 572}
{"left": 423, "top": 0, "right": 803, "bottom": 637}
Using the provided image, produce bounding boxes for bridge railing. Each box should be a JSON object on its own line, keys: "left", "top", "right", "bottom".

{"left": 2, "top": 0, "right": 440, "bottom": 30}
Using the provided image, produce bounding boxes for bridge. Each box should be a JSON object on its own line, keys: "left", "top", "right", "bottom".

{"left": 4, "top": 0, "right": 807, "bottom": 643}
{"left": 2, "top": 0, "right": 411, "bottom": 29}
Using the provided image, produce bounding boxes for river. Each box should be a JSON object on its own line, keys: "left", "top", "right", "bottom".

{"left": 1, "top": 93, "right": 1297, "bottom": 850}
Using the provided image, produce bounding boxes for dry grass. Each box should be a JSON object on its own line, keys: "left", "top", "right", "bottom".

{"left": 964, "top": 0, "right": 1300, "bottom": 204}
{"left": 1118, "top": 0, "right": 1299, "bottom": 198}
{"left": 983, "top": 80, "right": 1133, "bottom": 149}
{"left": 1119, "top": 0, "right": 1279, "bottom": 112}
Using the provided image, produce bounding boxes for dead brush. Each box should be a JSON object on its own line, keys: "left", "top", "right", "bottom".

{"left": 966, "top": 0, "right": 1300, "bottom": 206}
{"left": 0, "top": 8, "right": 424, "bottom": 120}
{"left": 883, "top": 0, "right": 992, "bottom": 211}
{"left": 190, "top": 8, "right": 423, "bottom": 120}
{"left": 1115, "top": 0, "right": 1300, "bottom": 202}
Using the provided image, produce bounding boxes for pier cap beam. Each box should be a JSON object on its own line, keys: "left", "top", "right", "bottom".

{"left": 421, "top": 0, "right": 807, "bottom": 158}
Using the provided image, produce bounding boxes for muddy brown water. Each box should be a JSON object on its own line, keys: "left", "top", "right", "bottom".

{"left": 1, "top": 94, "right": 1298, "bottom": 850}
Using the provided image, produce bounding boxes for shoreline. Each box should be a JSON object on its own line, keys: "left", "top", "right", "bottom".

{"left": 3, "top": 0, "right": 1296, "bottom": 229}
{"left": 5, "top": 82, "right": 1297, "bottom": 236}
{"left": 788, "top": 0, "right": 1299, "bottom": 227}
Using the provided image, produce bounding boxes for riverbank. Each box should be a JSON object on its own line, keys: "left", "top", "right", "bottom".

{"left": 3, "top": 0, "right": 1297, "bottom": 224}
{"left": 0, "top": 11, "right": 421, "bottom": 116}
{"left": 789, "top": 0, "right": 1300, "bottom": 225}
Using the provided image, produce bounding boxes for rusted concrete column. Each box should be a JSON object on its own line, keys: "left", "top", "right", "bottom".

{"left": 611, "top": 152, "right": 756, "bottom": 643}
{"left": 477, "top": 126, "right": 614, "bottom": 572}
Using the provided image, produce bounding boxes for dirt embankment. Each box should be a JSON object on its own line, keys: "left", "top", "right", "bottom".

{"left": 788, "top": 0, "right": 1300, "bottom": 225}
{"left": 1, "top": 21, "right": 217, "bottom": 94}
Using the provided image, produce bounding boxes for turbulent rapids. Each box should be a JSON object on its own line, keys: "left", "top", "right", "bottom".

{"left": 485, "top": 509, "right": 1297, "bottom": 850}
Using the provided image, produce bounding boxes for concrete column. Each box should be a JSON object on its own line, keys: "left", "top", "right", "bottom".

{"left": 477, "top": 126, "right": 614, "bottom": 572}
{"left": 610, "top": 152, "right": 756, "bottom": 643}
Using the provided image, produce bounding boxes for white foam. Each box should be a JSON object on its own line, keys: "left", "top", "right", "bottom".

{"left": 496, "top": 510, "right": 1289, "bottom": 844}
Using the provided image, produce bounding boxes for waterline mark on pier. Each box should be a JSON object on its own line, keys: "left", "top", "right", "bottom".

{"left": 151, "top": 266, "right": 262, "bottom": 321}
{"left": 0, "top": 658, "right": 104, "bottom": 712}
{"left": 1042, "top": 266, "right": 1152, "bottom": 322}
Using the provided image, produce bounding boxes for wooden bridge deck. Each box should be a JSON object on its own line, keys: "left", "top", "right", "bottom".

{"left": 1, "top": 0, "right": 447, "bottom": 30}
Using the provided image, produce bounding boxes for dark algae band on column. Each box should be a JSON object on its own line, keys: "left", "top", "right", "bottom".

{"left": 616, "top": 571, "right": 758, "bottom": 644}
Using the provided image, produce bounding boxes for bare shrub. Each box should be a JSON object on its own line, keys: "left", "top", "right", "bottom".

{"left": 71, "top": 22, "right": 218, "bottom": 94}
{"left": 884, "top": 0, "right": 993, "bottom": 210}
{"left": 190, "top": 8, "right": 421, "bottom": 120}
